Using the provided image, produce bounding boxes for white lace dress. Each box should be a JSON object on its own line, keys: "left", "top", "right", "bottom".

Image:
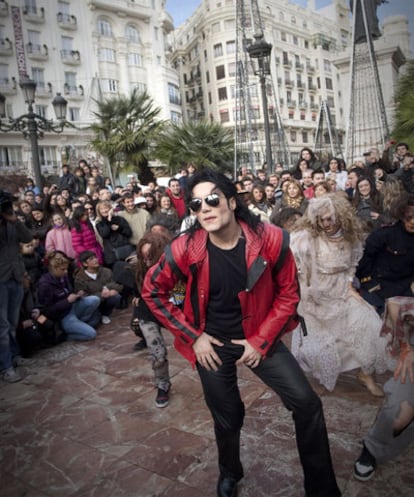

{"left": 290, "top": 229, "right": 390, "bottom": 391}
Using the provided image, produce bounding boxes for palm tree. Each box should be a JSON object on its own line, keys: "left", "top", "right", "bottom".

{"left": 154, "top": 120, "right": 235, "bottom": 174}
{"left": 90, "top": 89, "right": 164, "bottom": 182}
{"left": 392, "top": 61, "right": 414, "bottom": 150}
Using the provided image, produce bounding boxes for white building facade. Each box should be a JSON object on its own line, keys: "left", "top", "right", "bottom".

{"left": 0, "top": 0, "right": 180, "bottom": 180}
{"left": 168, "top": 0, "right": 411, "bottom": 169}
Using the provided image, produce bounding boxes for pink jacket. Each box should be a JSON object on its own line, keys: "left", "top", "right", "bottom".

{"left": 71, "top": 221, "right": 103, "bottom": 264}
{"left": 45, "top": 225, "right": 76, "bottom": 259}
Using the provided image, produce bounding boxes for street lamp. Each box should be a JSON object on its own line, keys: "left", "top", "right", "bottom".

{"left": 246, "top": 33, "right": 274, "bottom": 173}
{"left": 0, "top": 77, "right": 68, "bottom": 188}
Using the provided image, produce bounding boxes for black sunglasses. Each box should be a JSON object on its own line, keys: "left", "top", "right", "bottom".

{"left": 188, "top": 193, "right": 221, "bottom": 212}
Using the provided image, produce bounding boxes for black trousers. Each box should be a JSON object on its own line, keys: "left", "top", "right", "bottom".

{"left": 196, "top": 340, "right": 341, "bottom": 497}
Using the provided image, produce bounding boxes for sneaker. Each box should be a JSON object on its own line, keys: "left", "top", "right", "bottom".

{"left": 101, "top": 315, "right": 111, "bottom": 325}
{"left": 13, "top": 356, "right": 36, "bottom": 367}
{"left": 155, "top": 387, "right": 170, "bottom": 408}
{"left": 2, "top": 367, "right": 22, "bottom": 383}
{"left": 133, "top": 340, "right": 147, "bottom": 351}
{"left": 354, "top": 444, "right": 377, "bottom": 481}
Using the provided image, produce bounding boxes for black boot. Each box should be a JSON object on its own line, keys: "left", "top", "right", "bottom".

{"left": 217, "top": 476, "right": 237, "bottom": 497}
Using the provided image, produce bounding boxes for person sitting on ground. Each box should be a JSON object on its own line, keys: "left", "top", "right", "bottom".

{"left": 354, "top": 296, "right": 414, "bottom": 481}
{"left": 38, "top": 251, "right": 100, "bottom": 341}
{"left": 74, "top": 250, "right": 123, "bottom": 325}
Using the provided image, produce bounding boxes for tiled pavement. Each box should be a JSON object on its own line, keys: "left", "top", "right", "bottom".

{"left": 1, "top": 307, "right": 413, "bottom": 497}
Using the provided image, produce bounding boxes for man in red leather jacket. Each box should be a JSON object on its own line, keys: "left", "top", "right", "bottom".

{"left": 142, "top": 169, "right": 341, "bottom": 497}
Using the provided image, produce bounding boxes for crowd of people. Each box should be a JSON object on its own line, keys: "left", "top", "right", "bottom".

{"left": 1, "top": 145, "right": 413, "bottom": 497}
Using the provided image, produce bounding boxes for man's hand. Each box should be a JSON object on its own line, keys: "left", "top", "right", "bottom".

{"left": 193, "top": 332, "right": 223, "bottom": 371}
{"left": 232, "top": 338, "right": 262, "bottom": 368}
{"left": 394, "top": 343, "right": 414, "bottom": 384}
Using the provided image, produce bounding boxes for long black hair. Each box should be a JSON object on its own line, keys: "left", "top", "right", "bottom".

{"left": 185, "top": 169, "right": 263, "bottom": 235}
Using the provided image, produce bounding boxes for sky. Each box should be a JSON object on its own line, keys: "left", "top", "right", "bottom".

{"left": 166, "top": 0, "right": 413, "bottom": 51}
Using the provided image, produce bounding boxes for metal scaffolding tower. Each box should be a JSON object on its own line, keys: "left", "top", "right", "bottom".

{"left": 345, "top": 0, "right": 390, "bottom": 163}
{"left": 234, "top": 0, "right": 290, "bottom": 176}
{"left": 314, "top": 100, "right": 344, "bottom": 162}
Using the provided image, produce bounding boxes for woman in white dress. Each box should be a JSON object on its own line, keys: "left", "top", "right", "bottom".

{"left": 290, "top": 194, "right": 390, "bottom": 396}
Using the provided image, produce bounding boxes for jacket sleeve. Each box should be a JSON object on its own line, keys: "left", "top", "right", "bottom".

{"left": 142, "top": 249, "right": 201, "bottom": 347}
{"left": 95, "top": 219, "right": 111, "bottom": 239}
{"left": 356, "top": 229, "right": 386, "bottom": 280}
{"left": 249, "top": 248, "right": 300, "bottom": 355}
{"left": 15, "top": 220, "right": 34, "bottom": 244}
{"left": 38, "top": 278, "right": 72, "bottom": 319}
{"left": 115, "top": 216, "right": 133, "bottom": 238}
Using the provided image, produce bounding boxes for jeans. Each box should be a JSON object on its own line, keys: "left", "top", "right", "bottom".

{"left": 60, "top": 296, "right": 100, "bottom": 341}
{"left": 100, "top": 294, "right": 122, "bottom": 317}
{"left": 197, "top": 340, "right": 341, "bottom": 497}
{"left": 0, "top": 279, "right": 24, "bottom": 371}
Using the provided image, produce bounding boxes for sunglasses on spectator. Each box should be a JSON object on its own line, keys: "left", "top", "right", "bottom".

{"left": 188, "top": 193, "right": 221, "bottom": 212}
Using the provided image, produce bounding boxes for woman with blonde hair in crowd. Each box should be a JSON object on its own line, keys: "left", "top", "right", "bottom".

{"left": 270, "top": 179, "right": 308, "bottom": 222}
{"left": 290, "top": 194, "right": 390, "bottom": 396}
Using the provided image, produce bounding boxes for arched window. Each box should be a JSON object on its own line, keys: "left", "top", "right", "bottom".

{"left": 97, "top": 18, "right": 112, "bottom": 37}
{"left": 126, "top": 24, "right": 140, "bottom": 43}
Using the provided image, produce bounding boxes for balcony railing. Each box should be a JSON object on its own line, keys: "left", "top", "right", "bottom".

{"left": 26, "top": 43, "right": 48, "bottom": 59}
{"left": 0, "top": 76, "right": 17, "bottom": 94}
{"left": 0, "top": 37, "right": 12, "bottom": 55}
{"left": 60, "top": 49, "right": 81, "bottom": 64}
{"left": 23, "top": 5, "right": 45, "bottom": 23}
{"left": 64, "top": 83, "right": 84, "bottom": 98}
{"left": 57, "top": 12, "right": 77, "bottom": 29}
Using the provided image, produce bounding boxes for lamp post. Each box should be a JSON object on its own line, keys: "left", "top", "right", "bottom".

{"left": 0, "top": 77, "right": 68, "bottom": 188}
{"left": 247, "top": 33, "right": 274, "bottom": 174}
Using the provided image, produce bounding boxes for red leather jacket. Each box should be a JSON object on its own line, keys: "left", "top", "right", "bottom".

{"left": 142, "top": 220, "right": 299, "bottom": 366}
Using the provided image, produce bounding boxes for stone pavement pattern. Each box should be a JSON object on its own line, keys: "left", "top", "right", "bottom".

{"left": 1, "top": 307, "right": 413, "bottom": 497}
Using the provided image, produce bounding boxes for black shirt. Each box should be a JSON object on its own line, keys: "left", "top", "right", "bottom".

{"left": 205, "top": 237, "right": 246, "bottom": 340}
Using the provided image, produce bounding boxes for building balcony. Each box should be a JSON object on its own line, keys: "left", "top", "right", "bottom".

{"left": 308, "top": 83, "right": 317, "bottom": 92}
{"left": 26, "top": 43, "right": 48, "bottom": 60}
{"left": 159, "top": 10, "right": 174, "bottom": 34}
{"left": 0, "top": 1, "right": 9, "bottom": 17}
{"left": 283, "top": 60, "right": 292, "bottom": 68}
{"left": 23, "top": 5, "right": 45, "bottom": 23}
{"left": 310, "top": 103, "right": 319, "bottom": 111}
{"left": 295, "top": 62, "right": 304, "bottom": 71}
{"left": 0, "top": 76, "right": 17, "bottom": 95}
{"left": 285, "top": 79, "right": 294, "bottom": 88}
{"left": 296, "top": 81, "right": 305, "bottom": 90}
{"left": 57, "top": 12, "right": 78, "bottom": 30}
{"left": 64, "top": 83, "right": 84, "bottom": 100}
{"left": 60, "top": 49, "right": 81, "bottom": 65}
{"left": 0, "top": 37, "right": 12, "bottom": 56}
{"left": 35, "top": 82, "right": 53, "bottom": 98}
{"left": 306, "top": 64, "right": 315, "bottom": 73}
{"left": 299, "top": 101, "right": 308, "bottom": 110}
{"left": 287, "top": 99, "right": 296, "bottom": 108}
